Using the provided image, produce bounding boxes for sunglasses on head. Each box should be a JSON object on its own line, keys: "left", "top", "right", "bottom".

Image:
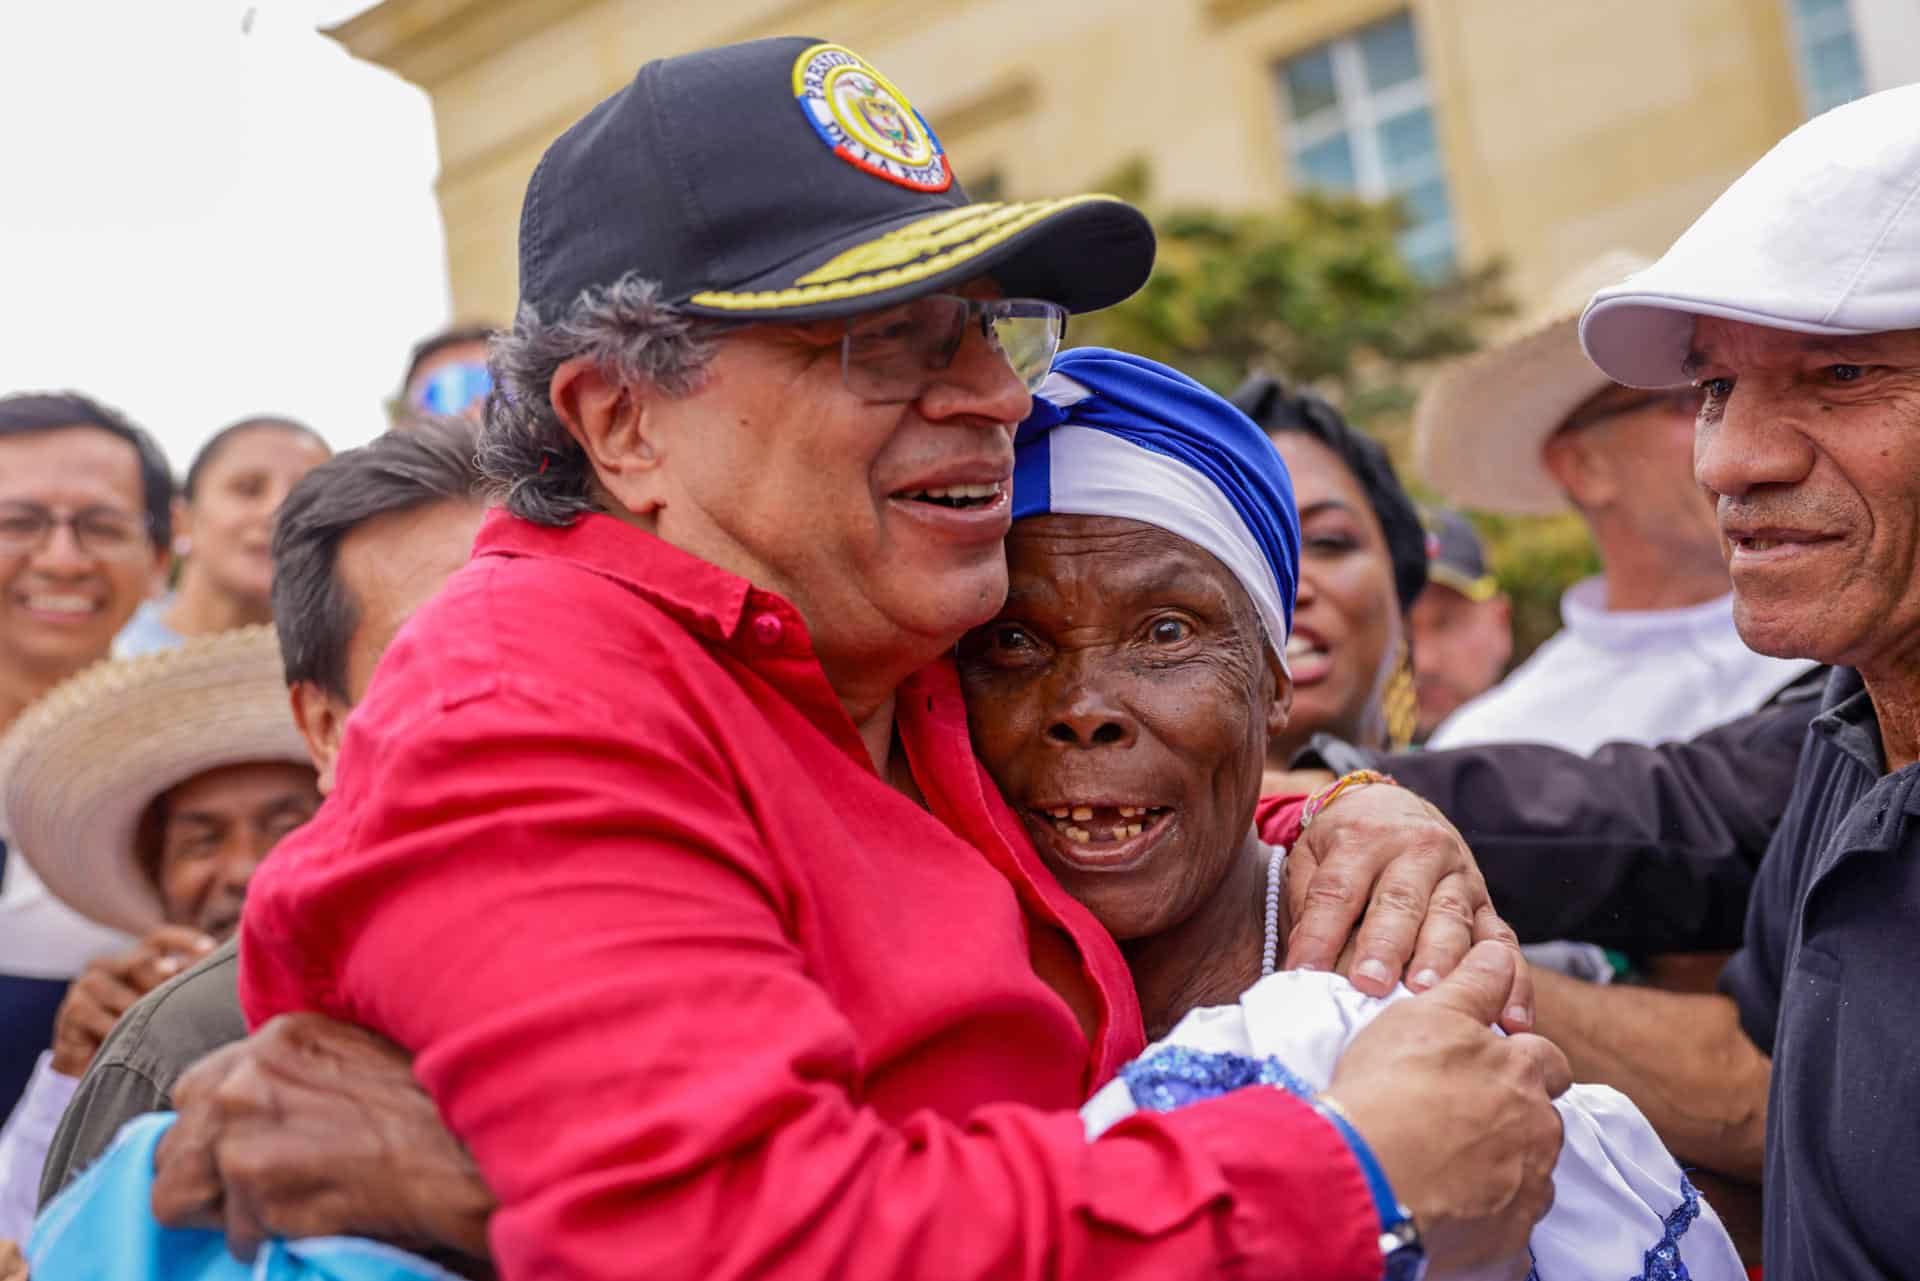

{"left": 412, "top": 362, "right": 494, "bottom": 416}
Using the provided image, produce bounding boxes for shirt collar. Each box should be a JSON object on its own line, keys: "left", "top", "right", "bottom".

{"left": 1558, "top": 577, "right": 1742, "bottom": 649}
{"left": 1809, "top": 666, "right": 1901, "bottom": 778}
{"left": 473, "top": 508, "right": 759, "bottom": 645}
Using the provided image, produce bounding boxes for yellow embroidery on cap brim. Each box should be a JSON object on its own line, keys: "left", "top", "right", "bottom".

{"left": 689, "top": 195, "right": 1122, "bottom": 312}
{"left": 798, "top": 203, "right": 1044, "bottom": 286}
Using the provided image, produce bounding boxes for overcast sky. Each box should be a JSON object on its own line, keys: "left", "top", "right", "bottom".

{"left": 0, "top": 0, "right": 447, "bottom": 469}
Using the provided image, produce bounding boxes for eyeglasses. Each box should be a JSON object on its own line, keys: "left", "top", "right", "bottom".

{"left": 0, "top": 502, "right": 152, "bottom": 560}
{"left": 839, "top": 294, "right": 1067, "bottom": 403}
{"left": 412, "top": 362, "right": 494, "bottom": 416}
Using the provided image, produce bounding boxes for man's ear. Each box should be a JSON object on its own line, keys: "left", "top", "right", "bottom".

{"left": 549, "top": 356, "right": 668, "bottom": 517}
{"left": 1542, "top": 428, "right": 1619, "bottom": 510}
{"left": 288, "top": 682, "right": 348, "bottom": 796}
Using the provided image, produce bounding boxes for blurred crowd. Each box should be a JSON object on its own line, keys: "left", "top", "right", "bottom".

{"left": 0, "top": 33, "right": 1914, "bottom": 1281}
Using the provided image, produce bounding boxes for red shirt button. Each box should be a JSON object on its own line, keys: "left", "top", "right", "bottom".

{"left": 750, "top": 612, "right": 785, "bottom": 647}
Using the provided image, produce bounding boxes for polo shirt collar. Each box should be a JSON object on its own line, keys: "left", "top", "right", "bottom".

{"left": 474, "top": 508, "right": 758, "bottom": 645}
{"left": 1809, "top": 668, "right": 1887, "bottom": 778}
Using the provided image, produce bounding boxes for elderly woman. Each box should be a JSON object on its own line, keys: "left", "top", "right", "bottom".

{"left": 962, "top": 348, "right": 1743, "bottom": 1279}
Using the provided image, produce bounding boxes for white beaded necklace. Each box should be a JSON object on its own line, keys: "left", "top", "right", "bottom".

{"left": 1259, "top": 841, "right": 1288, "bottom": 977}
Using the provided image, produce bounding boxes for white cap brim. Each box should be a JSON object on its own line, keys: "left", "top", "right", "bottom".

{"left": 1580, "top": 292, "right": 1884, "bottom": 389}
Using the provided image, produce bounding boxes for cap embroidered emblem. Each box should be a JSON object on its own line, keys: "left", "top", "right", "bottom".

{"left": 792, "top": 43, "right": 951, "bottom": 193}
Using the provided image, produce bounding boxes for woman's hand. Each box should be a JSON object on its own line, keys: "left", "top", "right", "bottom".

{"left": 151, "top": 1013, "right": 496, "bottom": 1264}
{"left": 1284, "top": 782, "right": 1534, "bottom": 1032}
{"left": 0, "top": 1236, "right": 27, "bottom": 1281}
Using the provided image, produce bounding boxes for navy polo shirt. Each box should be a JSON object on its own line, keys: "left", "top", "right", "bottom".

{"left": 1720, "top": 668, "right": 1920, "bottom": 1279}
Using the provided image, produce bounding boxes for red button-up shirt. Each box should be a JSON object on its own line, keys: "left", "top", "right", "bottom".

{"left": 241, "top": 511, "right": 1379, "bottom": 1281}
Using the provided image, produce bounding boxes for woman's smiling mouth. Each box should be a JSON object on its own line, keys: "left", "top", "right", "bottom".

{"left": 1284, "top": 626, "right": 1332, "bottom": 685}
{"left": 1026, "top": 803, "right": 1175, "bottom": 870}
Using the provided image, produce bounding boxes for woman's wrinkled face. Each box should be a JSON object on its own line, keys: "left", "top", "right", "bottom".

{"left": 1271, "top": 433, "right": 1403, "bottom": 753}
{"left": 958, "top": 515, "right": 1287, "bottom": 940}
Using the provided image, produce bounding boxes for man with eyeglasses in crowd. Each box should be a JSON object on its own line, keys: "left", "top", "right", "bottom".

{"left": 0, "top": 394, "right": 178, "bottom": 1120}
{"left": 149, "top": 38, "right": 1566, "bottom": 1281}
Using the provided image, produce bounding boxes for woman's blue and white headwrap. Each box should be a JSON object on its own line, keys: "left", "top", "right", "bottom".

{"left": 1012, "top": 348, "right": 1300, "bottom": 668}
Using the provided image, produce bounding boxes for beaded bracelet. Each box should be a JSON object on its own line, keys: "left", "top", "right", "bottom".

{"left": 1299, "top": 769, "right": 1398, "bottom": 832}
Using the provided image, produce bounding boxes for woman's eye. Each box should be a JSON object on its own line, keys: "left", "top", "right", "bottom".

{"left": 1148, "top": 618, "right": 1191, "bottom": 645}
{"left": 991, "top": 625, "right": 1033, "bottom": 651}
{"left": 1305, "top": 533, "right": 1357, "bottom": 554}
{"left": 1699, "top": 377, "right": 1735, "bottom": 400}
{"left": 1826, "top": 364, "right": 1865, "bottom": 383}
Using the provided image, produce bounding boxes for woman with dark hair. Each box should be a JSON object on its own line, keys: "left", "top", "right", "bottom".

{"left": 116, "top": 418, "right": 331, "bottom": 656}
{"left": 1229, "top": 376, "right": 1427, "bottom": 762}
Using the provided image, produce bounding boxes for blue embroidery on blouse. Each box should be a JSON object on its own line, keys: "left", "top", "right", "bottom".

{"left": 1631, "top": 1173, "right": 1701, "bottom": 1281}
{"left": 1124, "top": 1054, "right": 1708, "bottom": 1281}
{"left": 1118, "top": 1047, "right": 1316, "bottom": 1113}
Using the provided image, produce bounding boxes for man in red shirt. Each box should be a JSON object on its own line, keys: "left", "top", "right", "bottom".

{"left": 156, "top": 38, "right": 1566, "bottom": 1280}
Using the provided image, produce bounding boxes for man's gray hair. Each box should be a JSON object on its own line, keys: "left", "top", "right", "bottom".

{"left": 477, "top": 273, "right": 729, "bottom": 525}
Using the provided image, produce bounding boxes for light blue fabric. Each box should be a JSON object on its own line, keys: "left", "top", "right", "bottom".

{"left": 28, "top": 1113, "right": 460, "bottom": 1281}
{"left": 112, "top": 598, "right": 183, "bottom": 659}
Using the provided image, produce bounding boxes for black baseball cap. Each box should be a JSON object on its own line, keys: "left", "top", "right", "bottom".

{"left": 517, "top": 37, "right": 1156, "bottom": 324}
{"left": 1420, "top": 505, "right": 1501, "bottom": 602}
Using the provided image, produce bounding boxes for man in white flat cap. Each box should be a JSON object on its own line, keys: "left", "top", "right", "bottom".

{"left": 1512, "top": 82, "right": 1920, "bottom": 1281}
{"left": 1413, "top": 252, "right": 1814, "bottom": 752}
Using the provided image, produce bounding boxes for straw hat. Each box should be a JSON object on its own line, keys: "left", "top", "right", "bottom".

{"left": 1413, "top": 251, "right": 1652, "bottom": 515}
{"left": 0, "top": 626, "right": 309, "bottom": 935}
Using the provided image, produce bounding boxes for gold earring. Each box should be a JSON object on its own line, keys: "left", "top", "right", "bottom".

{"left": 1383, "top": 644, "right": 1417, "bottom": 752}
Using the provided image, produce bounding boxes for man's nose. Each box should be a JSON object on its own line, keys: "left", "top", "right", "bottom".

{"left": 918, "top": 324, "right": 1035, "bottom": 427}
{"left": 1694, "top": 386, "right": 1816, "bottom": 499}
{"left": 29, "top": 520, "right": 96, "bottom": 576}
{"left": 223, "top": 835, "right": 278, "bottom": 895}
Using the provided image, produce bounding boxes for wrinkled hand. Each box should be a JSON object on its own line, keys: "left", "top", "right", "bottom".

{"left": 1324, "top": 942, "right": 1569, "bottom": 1275}
{"left": 50, "top": 926, "right": 215, "bottom": 1076}
{"left": 151, "top": 1013, "right": 495, "bottom": 1264}
{"left": 0, "top": 1237, "right": 26, "bottom": 1281}
{"left": 1284, "top": 783, "right": 1534, "bottom": 1031}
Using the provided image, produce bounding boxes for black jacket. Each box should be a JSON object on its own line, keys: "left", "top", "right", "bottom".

{"left": 1297, "top": 667, "right": 1825, "bottom": 951}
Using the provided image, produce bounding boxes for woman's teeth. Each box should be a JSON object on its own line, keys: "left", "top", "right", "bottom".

{"left": 1040, "top": 805, "right": 1169, "bottom": 844}
{"left": 1284, "top": 634, "right": 1325, "bottom": 661}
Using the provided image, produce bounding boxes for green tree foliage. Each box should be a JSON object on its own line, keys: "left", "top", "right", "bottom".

{"left": 1070, "top": 180, "right": 1506, "bottom": 429}
{"left": 1070, "top": 166, "right": 1592, "bottom": 662}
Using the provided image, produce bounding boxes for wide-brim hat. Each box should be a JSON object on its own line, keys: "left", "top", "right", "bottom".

{"left": 0, "top": 626, "right": 309, "bottom": 935}
{"left": 1581, "top": 84, "right": 1920, "bottom": 387}
{"left": 1413, "top": 251, "right": 1652, "bottom": 515}
{"left": 517, "top": 37, "right": 1156, "bottom": 325}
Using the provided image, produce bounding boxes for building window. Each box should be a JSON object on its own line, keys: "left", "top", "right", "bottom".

{"left": 1277, "top": 12, "right": 1455, "bottom": 277}
{"left": 1786, "top": 0, "right": 1867, "bottom": 116}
